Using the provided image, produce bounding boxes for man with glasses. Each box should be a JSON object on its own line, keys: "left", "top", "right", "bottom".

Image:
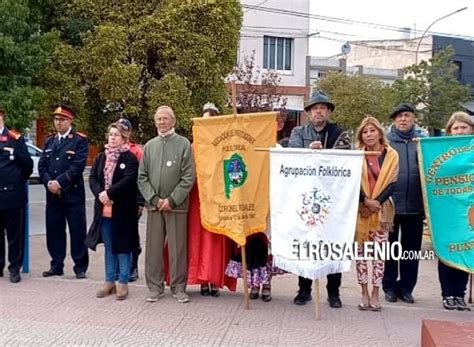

{"left": 39, "top": 105, "right": 89, "bottom": 279}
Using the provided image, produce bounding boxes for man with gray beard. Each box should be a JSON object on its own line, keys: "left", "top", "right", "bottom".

{"left": 288, "top": 90, "right": 351, "bottom": 308}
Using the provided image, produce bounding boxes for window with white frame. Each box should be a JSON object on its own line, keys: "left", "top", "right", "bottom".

{"left": 263, "top": 36, "right": 293, "bottom": 71}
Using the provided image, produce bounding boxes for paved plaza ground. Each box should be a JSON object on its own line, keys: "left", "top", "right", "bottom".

{"left": 1, "top": 221, "right": 473, "bottom": 346}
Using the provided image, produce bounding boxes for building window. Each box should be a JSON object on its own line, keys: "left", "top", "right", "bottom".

{"left": 317, "top": 71, "right": 327, "bottom": 79}
{"left": 453, "top": 61, "right": 462, "bottom": 82}
{"left": 263, "top": 36, "right": 293, "bottom": 71}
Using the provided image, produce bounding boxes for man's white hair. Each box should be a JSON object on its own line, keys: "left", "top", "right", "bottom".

{"left": 154, "top": 105, "right": 175, "bottom": 120}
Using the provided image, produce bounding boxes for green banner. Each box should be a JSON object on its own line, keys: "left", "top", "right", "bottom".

{"left": 418, "top": 135, "right": 474, "bottom": 273}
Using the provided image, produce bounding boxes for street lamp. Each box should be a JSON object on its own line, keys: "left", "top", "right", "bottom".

{"left": 415, "top": 7, "right": 468, "bottom": 64}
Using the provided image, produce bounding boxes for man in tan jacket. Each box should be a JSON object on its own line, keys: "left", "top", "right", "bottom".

{"left": 138, "top": 105, "right": 195, "bottom": 303}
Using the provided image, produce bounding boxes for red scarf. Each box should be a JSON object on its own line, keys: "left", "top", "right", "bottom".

{"left": 103, "top": 143, "right": 130, "bottom": 189}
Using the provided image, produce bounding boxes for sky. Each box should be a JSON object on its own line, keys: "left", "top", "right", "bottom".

{"left": 309, "top": 0, "right": 472, "bottom": 57}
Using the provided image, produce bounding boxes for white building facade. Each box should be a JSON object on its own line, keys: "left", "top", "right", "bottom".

{"left": 238, "top": 0, "right": 310, "bottom": 112}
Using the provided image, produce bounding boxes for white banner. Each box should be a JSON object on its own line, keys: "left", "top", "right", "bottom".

{"left": 270, "top": 148, "right": 364, "bottom": 280}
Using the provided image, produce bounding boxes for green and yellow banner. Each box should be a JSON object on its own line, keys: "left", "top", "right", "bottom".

{"left": 418, "top": 136, "right": 474, "bottom": 272}
{"left": 192, "top": 112, "right": 277, "bottom": 246}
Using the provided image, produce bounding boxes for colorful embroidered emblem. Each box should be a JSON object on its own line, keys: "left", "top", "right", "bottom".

{"left": 223, "top": 153, "right": 247, "bottom": 199}
{"left": 297, "top": 187, "right": 331, "bottom": 228}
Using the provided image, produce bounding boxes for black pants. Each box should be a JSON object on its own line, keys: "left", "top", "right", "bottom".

{"left": 438, "top": 260, "right": 469, "bottom": 298}
{"left": 0, "top": 207, "right": 24, "bottom": 273}
{"left": 130, "top": 211, "right": 143, "bottom": 271}
{"left": 298, "top": 273, "right": 342, "bottom": 297}
{"left": 130, "top": 246, "right": 141, "bottom": 271}
{"left": 46, "top": 202, "right": 89, "bottom": 274}
{"left": 382, "top": 214, "right": 423, "bottom": 295}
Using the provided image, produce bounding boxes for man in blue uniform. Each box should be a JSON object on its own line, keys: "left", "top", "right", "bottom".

{"left": 0, "top": 106, "right": 33, "bottom": 283}
{"left": 39, "top": 105, "right": 89, "bottom": 278}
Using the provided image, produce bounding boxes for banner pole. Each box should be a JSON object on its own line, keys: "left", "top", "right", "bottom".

{"left": 314, "top": 279, "right": 321, "bottom": 320}
{"left": 22, "top": 182, "right": 29, "bottom": 273}
{"left": 469, "top": 274, "right": 472, "bottom": 304}
{"left": 231, "top": 82, "right": 238, "bottom": 116}
{"left": 254, "top": 147, "right": 380, "bottom": 155}
{"left": 241, "top": 245, "right": 250, "bottom": 310}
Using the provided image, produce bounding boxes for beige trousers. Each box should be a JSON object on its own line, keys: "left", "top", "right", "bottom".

{"left": 145, "top": 210, "right": 188, "bottom": 294}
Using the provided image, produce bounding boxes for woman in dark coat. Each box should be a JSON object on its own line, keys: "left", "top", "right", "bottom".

{"left": 438, "top": 111, "right": 473, "bottom": 311}
{"left": 86, "top": 121, "right": 139, "bottom": 300}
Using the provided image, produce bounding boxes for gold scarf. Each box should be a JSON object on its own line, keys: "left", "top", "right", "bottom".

{"left": 355, "top": 145, "right": 399, "bottom": 243}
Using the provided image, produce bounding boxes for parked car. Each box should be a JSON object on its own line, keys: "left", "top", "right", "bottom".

{"left": 26, "top": 142, "right": 42, "bottom": 182}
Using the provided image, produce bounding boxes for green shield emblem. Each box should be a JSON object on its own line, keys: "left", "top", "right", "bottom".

{"left": 223, "top": 153, "right": 248, "bottom": 199}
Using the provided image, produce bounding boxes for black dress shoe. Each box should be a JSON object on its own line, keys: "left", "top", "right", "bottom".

{"left": 42, "top": 268, "right": 64, "bottom": 277}
{"left": 399, "top": 292, "right": 415, "bottom": 304}
{"left": 210, "top": 288, "right": 220, "bottom": 297}
{"left": 293, "top": 291, "right": 312, "bottom": 305}
{"left": 75, "top": 271, "right": 86, "bottom": 279}
{"left": 385, "top": 291, "right": 397, "bottom": 302}
{"left": 327, "top": 295, "right": 342, "bottom": 308}
{"left": 10, "top": 272, "right": 21, "bottom": 283}
{"left": 200, "top": 285, "right": 210, "bottom": 296}
{"left": 249, "top": 287, "right": 259, "bottom": 300}
{"left": 261, "top": 287, "right": 272, "bottom": 302}
{"left": 129, "top": 268, "right": 139, "bottom": 282}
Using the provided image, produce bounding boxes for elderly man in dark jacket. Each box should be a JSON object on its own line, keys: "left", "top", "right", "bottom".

{"left": 288, "top": 90, "right": 351, "bottom": 308}
{"left": 382, "top": 103, "right": 424, "bottom": 304}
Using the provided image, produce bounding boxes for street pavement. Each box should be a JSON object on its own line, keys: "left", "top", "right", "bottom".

{"left": 1, "top": 184, "right": 473, "bottom": 345}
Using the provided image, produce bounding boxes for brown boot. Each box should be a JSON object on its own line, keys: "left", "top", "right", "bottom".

{"left": 116, "top": 283, "right": 128, "bottom": 300}
{"left": 96, "top": 282, "right": 116, "bottom": 298}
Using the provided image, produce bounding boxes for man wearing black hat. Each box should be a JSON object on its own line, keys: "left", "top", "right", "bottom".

{"left": 0, "top": 107, "right": 33, "bottom": 283}
{"left": 39, "top": 105, "right": 89, "bottom": 279}
{"left": 382, "top": 103, "right": 424, "bottom": 304}
{"left": 288, "top": 90, "right": 351, "bottom": 308}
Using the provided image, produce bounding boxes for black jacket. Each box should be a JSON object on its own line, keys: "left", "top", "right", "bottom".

{"left": 38, "top": 129, "right": 89, "bottom": 205}
{"left": 85, "top": 151, "right": 139, "bottom": 254}
{"left": 288, "top": 122, "right": 351, "bottom": 149}
{"left": 387, "top": 127, "right": 424, "bottom": 215}
{"left": 0, "top": 128, "right": 33, "bottom": 209}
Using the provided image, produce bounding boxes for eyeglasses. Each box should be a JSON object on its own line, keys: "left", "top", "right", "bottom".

{"left": 54, "top": 117, "right": 69, "bottom": 122}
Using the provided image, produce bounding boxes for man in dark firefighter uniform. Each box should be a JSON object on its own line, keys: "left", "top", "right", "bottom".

{"left": 0, "top": 106, "right": 33, "bottom": 283}
{"left": 39, "top": 105, "right": 89, "bottom": 278}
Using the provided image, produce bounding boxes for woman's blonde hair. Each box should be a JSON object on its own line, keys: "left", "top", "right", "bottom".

{"left": 354, "top": 115, "right": 388, "bottom": 149}
{"left": 446, "top": 111, "right": 474, "bottom": 134}
{"left": 107, "top": 122, "right": 131, "bottom": 141}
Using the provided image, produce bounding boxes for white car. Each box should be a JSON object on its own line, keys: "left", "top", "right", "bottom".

{"left": 26, "top": 142, "right": 42, "bottom": 182}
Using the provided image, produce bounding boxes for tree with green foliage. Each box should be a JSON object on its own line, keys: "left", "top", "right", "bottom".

{"left": 392, "top": 46, "right": 470, "bottom": 129}
{"left": 314, "top": 72, "right": 396, "bottom": 131}
{"left": 229, "top": 50, "right": 287, "bottom": 113}
{"left": 43, "top": 0, "right": 242, "bottom": 144}
{"left": 0, "top": 0, "right": 58, "bottom": 130}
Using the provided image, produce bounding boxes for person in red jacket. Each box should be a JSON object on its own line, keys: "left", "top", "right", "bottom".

{"left": 186, "top": 103, "right": 236, "bottom": 296}
{"left": 117, "top": 118, "right": 143, "bottom": 282}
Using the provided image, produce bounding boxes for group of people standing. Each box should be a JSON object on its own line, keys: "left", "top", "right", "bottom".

{"left": 0, "top": 94, "right": 472, "bottom": 312}
{"left": 287, "top": 92, "right": 472, "bottom": 312}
